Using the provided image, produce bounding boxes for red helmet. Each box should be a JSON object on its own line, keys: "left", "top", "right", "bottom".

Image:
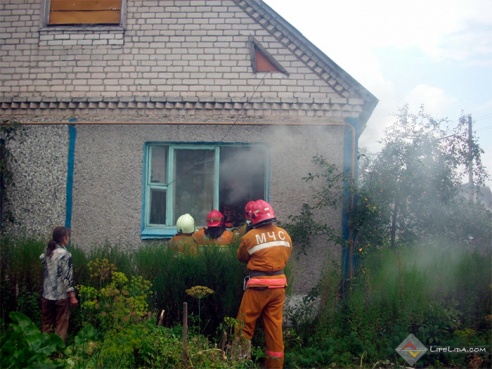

{"left": 251, "top": 200, "right": 276, "bottom": 227}
{"left": 206, "top": 210, "right": 224, "bottom": 227}
{"left": 244, "top": 200, "right": 255, "bottom": 220}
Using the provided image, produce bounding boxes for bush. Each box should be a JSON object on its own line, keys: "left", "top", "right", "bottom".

{"left": 284, "top": 241, "right": 491, "bottom": 368}
{"left": 133, "top": 241, "right": 248, "bottom": 337}
{"left": 0, "top": 311, "right": 65, "bottom": 369}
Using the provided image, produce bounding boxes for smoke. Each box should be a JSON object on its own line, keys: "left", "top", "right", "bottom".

{"left": 219, "top": 145, "right": 267, "bottom": 204}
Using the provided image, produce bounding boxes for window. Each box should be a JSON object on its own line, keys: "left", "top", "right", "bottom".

{"left": 47, "top": 0, "right": 123, "bottom": 26}
{"left": 249, "top": 36, "right": 289, "bottom": 75}
{"left": 142, "top": 143, "right": 268, "bottom": 239}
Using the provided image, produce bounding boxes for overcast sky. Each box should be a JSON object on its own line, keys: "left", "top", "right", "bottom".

{"left": 264, "top": 0, "right": 492, "bottom": 187}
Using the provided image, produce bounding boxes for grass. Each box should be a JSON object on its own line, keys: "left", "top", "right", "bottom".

{"left": 0, "top": 236, "right": 490, "bottom": 368}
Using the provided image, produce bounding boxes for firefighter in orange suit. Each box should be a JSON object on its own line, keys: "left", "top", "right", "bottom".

{"left": 192, "top": 210, "right": 234, "bottom": 246}
{"left": 169, "top": 213, "right": 198, "bottom": 255}
{"left": 236, "top": 199, "right": 292, "bottom": 369}
{"left": 234, "top": 200, "right": 255, "bottom": 237}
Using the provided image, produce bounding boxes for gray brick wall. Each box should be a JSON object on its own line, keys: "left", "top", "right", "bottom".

{"left": 0, "top": 0, "right": 361, "bottom": 109}
{"left": 0, "top": 0, "right": 375, "bottom": 295}
{"left": 3, "top": 125, "right": 68, "bottom": 238}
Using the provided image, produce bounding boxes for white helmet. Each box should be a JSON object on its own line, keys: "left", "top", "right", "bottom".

{"left": 176, "top": 213, "right": 195, "bottom": 234}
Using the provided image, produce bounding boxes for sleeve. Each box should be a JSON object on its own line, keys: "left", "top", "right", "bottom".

{"left": 59, "top": 254, "right": 75, "bottom": 293}
{"left": 39, "top": 252, "right": 46, "bottom": 265}
{"left": 236, "top": 237, "right": 251, "bottom": 263}
{"left": 219, "top": 230, "right": 234, "bottom": 245}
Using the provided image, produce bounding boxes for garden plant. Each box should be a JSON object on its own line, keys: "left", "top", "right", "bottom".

{"left": 0, "top": 107, "right": 491, "bottom": 368}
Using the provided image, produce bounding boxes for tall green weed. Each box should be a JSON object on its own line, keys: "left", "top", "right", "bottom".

{"left": 284, "top": 240, "right": 491, "bottom": 368}
{"left": 133, "top": 241, "right": 247, "bottom": 337}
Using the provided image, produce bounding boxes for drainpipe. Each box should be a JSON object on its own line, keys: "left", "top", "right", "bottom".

{"left": 65, "top": 122, "right": 77, "bottom": 229}
{"left": 341, "top": 117, "right": 359, "bottom": 287}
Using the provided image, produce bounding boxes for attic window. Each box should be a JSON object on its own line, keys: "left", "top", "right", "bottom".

{"left": 48, "top": 0, "right": 122, "bottom": 25}
{"left": 249, "top": 37, "right": 288, "bottom": 75}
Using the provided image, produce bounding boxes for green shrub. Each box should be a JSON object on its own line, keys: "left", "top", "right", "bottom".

{"left": 133, "top": 242, "right": 248, "bottom": 337}
{"left": 0, "top": 311, "right": 65, "bottom": 369}
{"left": 77, "top": 259, "right": 152, "bottom": 331}
{"left": 285, "top": 241, "right": 491, "bottom": 368}
{"left": 0, "top": 237, "right": 45, "bottom": 326}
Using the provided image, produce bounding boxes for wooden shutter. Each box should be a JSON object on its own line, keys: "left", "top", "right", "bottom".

{"left": 49, "top": 0, "right": 122, "bottom": 25}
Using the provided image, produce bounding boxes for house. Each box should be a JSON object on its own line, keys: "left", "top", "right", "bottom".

{"left": 0, "top": 0, "right": 377, "bottom": 294}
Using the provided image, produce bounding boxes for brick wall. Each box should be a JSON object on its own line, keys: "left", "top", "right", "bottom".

{"left": 0, "top": 0, "right": 373, "bottom": 295}
{"left": 0, "top": 0, "right": 364, "bottom": 116}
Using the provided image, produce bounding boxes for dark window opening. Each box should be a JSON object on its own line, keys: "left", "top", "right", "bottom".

{"left": 219, "top": 146, "right": 266, "bottom": 228}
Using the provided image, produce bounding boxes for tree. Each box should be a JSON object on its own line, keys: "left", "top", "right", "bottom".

{"left": 357, "top": 105, "right": 491, "bottom": 248}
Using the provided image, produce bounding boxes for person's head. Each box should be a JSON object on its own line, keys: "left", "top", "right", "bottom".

{"left": 176, "top": 213, "right": 195, "bottom": 235}
{"left": 250, "top": 199, "right": 276, "bottom": 228}
{"left": 47, "top": 226, "right": 71, "bottom": 257}
{"left": 244, "top": 200, "right": 255, "bottom": 221}
{"left": 206, "top": 210, "right": 224, "bottom": 228}
{"left": 205, "top": 210, "right": 225, "bottom": 239}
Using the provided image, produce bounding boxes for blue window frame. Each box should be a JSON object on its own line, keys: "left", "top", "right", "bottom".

{"left": 141, "top": 143, "right": 269, "bottom": 239}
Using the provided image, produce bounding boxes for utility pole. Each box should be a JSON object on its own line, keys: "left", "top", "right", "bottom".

{"left": 468, "top": 114, "right": 474, "bottom": 203}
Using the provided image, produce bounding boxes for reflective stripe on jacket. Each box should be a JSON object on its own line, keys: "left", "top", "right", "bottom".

{"left": 237, "top": 223, "right": 292, "bottom": 288}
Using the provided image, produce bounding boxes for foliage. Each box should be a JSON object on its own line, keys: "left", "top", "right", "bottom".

{"left": 281, "top": 105, "right": 492, "bottom": 367}
{"left": 358, "top": 105, "right": 491, "bottom": 248}
{"left": 0, "top": 311, "right": 262, "bottom": 369}
{"left": 284, "top": 241, "right": 491, "bottom": 368}
{"left": 0, "top": 237, "right": 251, "bottom": 341}
{"left": 283, "top": 203, "right": 323, "bottom": 258}
{"left": 185, "top": 285, "right": 214, "bottom": 333}
{"left": 185, "top": 285, "right": 215, "bottom": 299}
{"left": 0, "top": 311, "right": 65, "bottom": 369}
{"left": 77, "top": 259, "right": 152, "bottom": 331}
{"left": 134, "top": 241, "right": 248, "bottom": 337}
{"left": 0, "top": 236, "right": 45, "bottom": 326}
{"left": 283, "top": 154, "right": 347, "bottom": 257}
{"left": 65, "top": 320, "right": 183, "bottom": 369}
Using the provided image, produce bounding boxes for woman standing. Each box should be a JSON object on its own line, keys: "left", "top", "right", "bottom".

{"left": 39, "top": 226, "right": 78, "bottom": 342}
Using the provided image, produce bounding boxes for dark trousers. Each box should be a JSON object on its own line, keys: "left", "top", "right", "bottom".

{"left": 41, "top": 297, "right": 70, "bottom": 342}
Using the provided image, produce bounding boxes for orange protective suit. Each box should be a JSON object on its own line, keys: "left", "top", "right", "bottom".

{"left": 236, "top": 223, "right": 292, "bottom": 369}
{"left": 233, "top": 221, "right": 253, "bottom": 238}
{"left": 168, "top": 233, "right": 198, "bottom": 255}
{"left": 192, "top": 227, "right": 235, "bottom": 246}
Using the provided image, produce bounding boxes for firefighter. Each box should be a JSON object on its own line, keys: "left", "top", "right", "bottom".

{"left": 235, "top": 199, "right": 292, "bottom": 369}
{"left": 169, "top": 213, "right": 198, "bottom": 255}
{"left": 233, "top": 200, "right": 255, "bottom": 237}
{"left": 192, "top": 210, "right": 234, "bottom": 246}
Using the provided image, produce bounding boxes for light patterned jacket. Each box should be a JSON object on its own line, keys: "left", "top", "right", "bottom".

{"left": 40, "top": 245, "right": 74, "bottom": 300}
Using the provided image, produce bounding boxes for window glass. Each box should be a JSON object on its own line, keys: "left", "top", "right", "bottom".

{"left": 174, "top": 149, "right": 215, "bottom": 225}
{"left": 150, "top": 146, "right": 167, "bottom": 184}
{"left": 149, "top": 189, "right": 166, "bottom": 225}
